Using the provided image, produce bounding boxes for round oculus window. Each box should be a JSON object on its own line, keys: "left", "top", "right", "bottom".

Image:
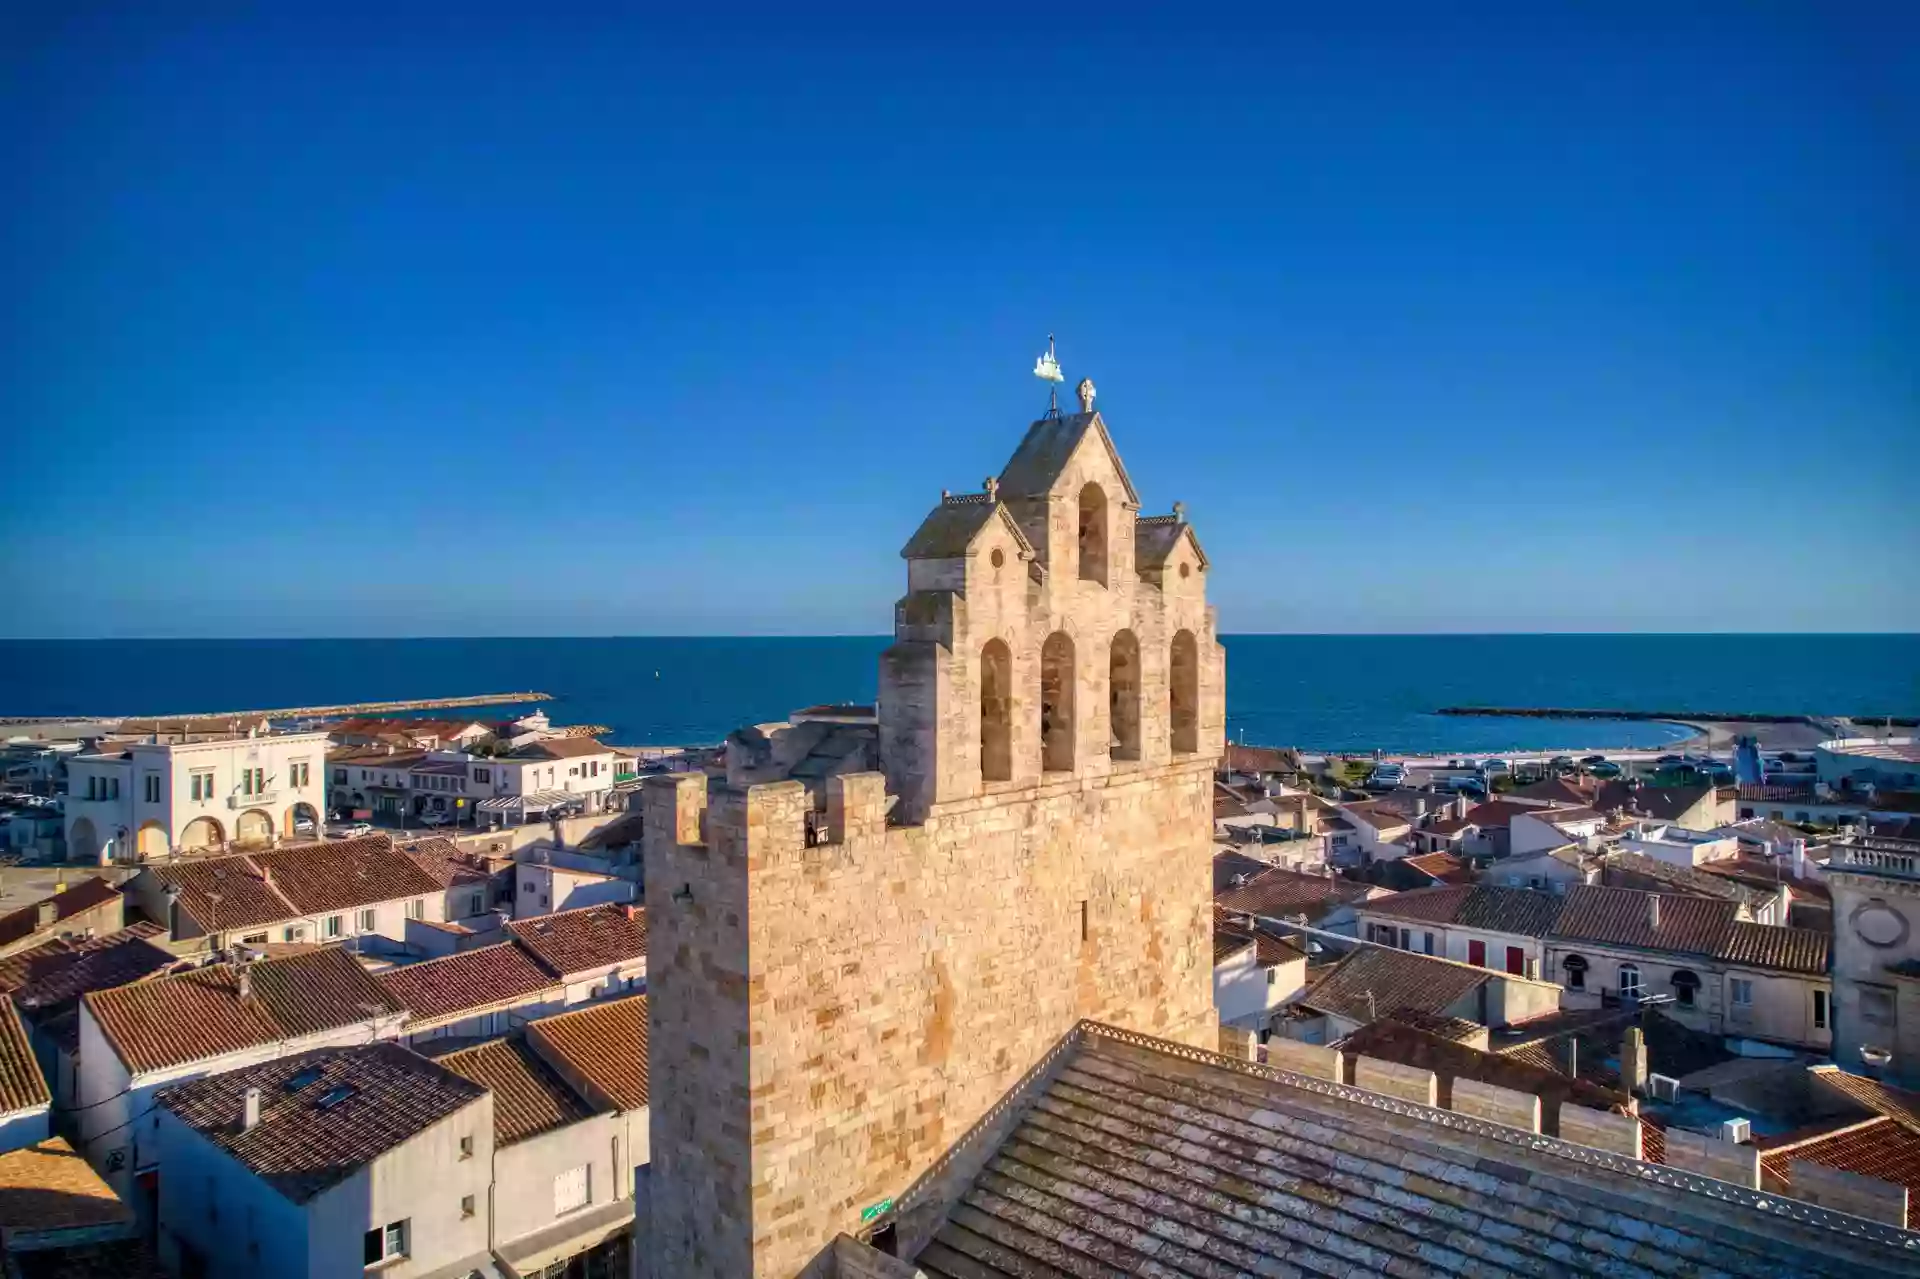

{"left": 1179, "top": 562, "right": 1191, "bottom": 579}
{"left": 1853, "top": 903, "right": 1911, "bottom": 949}
{"left": 990, "top": 549, "right": 1005, "bottom": 569}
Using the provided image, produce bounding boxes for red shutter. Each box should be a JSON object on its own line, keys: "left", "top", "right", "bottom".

{"left": 1468, "top": 940, "right": 1486, "bottom": 967}
{"left": 1506, "top": 946, "right": 1524, "bottom": 975}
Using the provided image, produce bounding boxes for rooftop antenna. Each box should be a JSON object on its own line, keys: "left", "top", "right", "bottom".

{"left": 1033, "top": 333, "right": 1065, "bottom": 418}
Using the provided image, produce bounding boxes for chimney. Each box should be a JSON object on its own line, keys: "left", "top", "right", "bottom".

{"left": 35, "top": 901, "right": 56, "bottom": 930}
{"left": 1622, "top": 1025, "right": 1649, "bottom": 1090}
{"left": 1416, "top": 798, "right": 1427, "bottom": 820}
{"left": 236, "top": 964, "right": 253, "bottom": 1003}
{"left": 623, "top": 903, "right": 641, "bottom": 921}
{"left": 1554, "top": 1034, "right": 1579, "bottom": 1078}
{"left": 242, "top": 1086, "right": 261, "bottom": 1131}
{"left": 1646, "top": 895, "right": 1661, "bottom": 932}
{"left": 1791, "top": 838, "right": 1807, "bottom": 878}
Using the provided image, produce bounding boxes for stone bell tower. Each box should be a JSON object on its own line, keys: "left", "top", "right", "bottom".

{"left": 645, "top": 386, "right": 1224, "bottom": 1278}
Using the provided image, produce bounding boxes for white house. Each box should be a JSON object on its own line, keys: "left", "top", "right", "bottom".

{"left": 65, "top": 729, "right": 331, "bottom": 861}
{"left": 442, "top": 997, "right": 649, "bottom": 1276}
{"left": 1353, "top": 884, "right": 1564, "bottom": 978}
{"left": 74, "top": 948, "right": 406, "bottom": 1201}
{"left": 1212, "top": 918, "right": 1307, "bottom": 1033}
{"left": 151, "top": 1042, "right": 494, "bottom": 1279}
{"left": 474, "top": 739, "right": 622, "bottom": 825}
{"left": 1335, "top": 800, "right": 1414, "bottom": 861}
{"left": 515, "top": 860, "right": 639, "bottom": 919}
{"left": 1616, "top": 823, "right": 1739, "bottom": 868}
{"left": 378, "top": 942, "right": 567, "bottom": 1047}
{"left": 123, "top": 834, "right": 449, "bottom": 953}
{"left": 1509, "top": 806, "right": 1605, "bottom": 858}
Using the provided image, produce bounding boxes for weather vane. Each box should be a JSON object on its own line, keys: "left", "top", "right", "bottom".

{"left": 1032, "top": 333, "right": 1064, "bottom": 418}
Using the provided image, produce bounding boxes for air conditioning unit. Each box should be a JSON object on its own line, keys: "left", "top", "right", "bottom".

{"left": 1646, "top": 1074, "right": 1680, "bottom": 1102}
{"left": 1718, "top": 1118, "right": 1751, "bottom": 1144}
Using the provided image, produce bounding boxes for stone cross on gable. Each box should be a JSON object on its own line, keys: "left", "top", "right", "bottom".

{"left": 1173, "top": 501, "right": 1187, "bottom": 522}
{"left": 1076, "top": 377, "right": 1096, "bottom": 413}
{"left": 984, "top": 477, "right": 999, "bottom": 503}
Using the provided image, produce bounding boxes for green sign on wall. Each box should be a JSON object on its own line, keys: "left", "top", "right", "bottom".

{"left": 859, "top": 1198, "right": 893, "bottom": 1224}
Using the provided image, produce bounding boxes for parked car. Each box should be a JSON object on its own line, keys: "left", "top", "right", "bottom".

{"left": 1590, "top": 761, "right": 1623, "bottom": 777}
{"left": 1548, "top": 755, "right": 1575, "bottom": 771}
{"left": 1580, "top": 754, "right": 1608, "bottom": 766}
{"left": 332, "top": 821, "right": 373, "bottom": 839}
{"left": 419, "top": 810, "right": 452, "bottom": 827}
{"left": 293, "top": 816, "right": 317, "bottom": 836}
{"left": 1655, "top": 754, "right": 1685, "bottom": 767}
{"left": 1480, "top": 759, "right": 1511, "bottom": 775}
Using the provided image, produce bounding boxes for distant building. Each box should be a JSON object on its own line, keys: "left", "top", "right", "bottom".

{"left": 1211, "top": 912, "right": 1307, "bottom": 1034}
{"left": 0, "top": 1002, "right": 51, "bottom": 1154}
{"left": 64, "top": 729, "right": 331, "bottom": 860}
{"left": 379, "top": 942, "right": 565, "bottom": 1047}
{"left": 505, "top": 904, "right": 646, "bottom": 1004}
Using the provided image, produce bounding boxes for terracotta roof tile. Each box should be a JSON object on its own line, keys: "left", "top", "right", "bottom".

{"left": 439, "top": 1035, "right": 593, "bottom": 1146}
{"left": 1760, "top": 1117, "right": 1920, "bottom": 1227}
{"left": 525, "top": 994, "right": 648, "bottom": 1113}
{"left": 156, "top": 1042, "right": 485, "bottom": 1203}
{"left": 1809, "top": 1068, "right": 1920, "bottom": 1134}
{"left": 1222, "top": 743, "right": 1299, "bottom": 774}
{"left": 252, "top": 837, "right": 442, "bottom": 916}
{"left": 1339, "top": 1018, "right": 1631, "bottom": 1114}
{"left": 376, "top": 943, "right": 560, "bottom": 1026}
{"left": 1298, "top": 947, "right": 1491, "bottom": 1026}
{"left": 1211, "top": 927, "right": 1256, "bottom": 965}
{"left": 1211, "top": 851, "right": 1273, "bottom": 893}
{"left": 1550, "top": 885, "right": 1738, "bottom": 955}
{"left": 1463, "top": 799, "right": 1556, "bottom": 829}
{"left": 0, "top": 1137, "right": 130, "bottom": 1235}
{"left": 1595, "top": 781, "right": 1720, "bottom": 821}
{"left": 1364, "top": 884, "right": 1562, "bottom": 937}
{"left": 400, "top": 837, "right": 501, "bottom": 889}
{"left": 510, "top": 737, "right": 613, "bottom": 761}
{"left": 1600, "top": 850, "right": 1771, "bottom": 907}
{"left": 0, "top": 1002, "right": 50, "bottom": 1115}
{"left": 0, "top": 926, "right": 174, "bottom": 1013}
{"left": 85, "top": 947, "right": 400, "bottom": 1075}
{"left": 0, "top": 879, "right": 121, "bottom": 950}
{"left": 1341, "top": 801, "right": 1414, "bottom": 832}
{"left": 1716, "top": 919, "right": 1830, "bottom": 975}
{"left": 506, "top": 904, "right": 645, "bottom": 978}
{"left": 1216, "top": 868, "right": 1370, "bottom": 921}
{"left": 148, "top": 857, "right": 294, "bottom": 933}
{"left": 1402, "top": 852, "right": 1473, "bottom": 884}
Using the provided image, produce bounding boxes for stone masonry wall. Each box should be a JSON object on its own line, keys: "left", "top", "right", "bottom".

{"left": 645, "top": 757, "right": 1217, "bottom": 1278}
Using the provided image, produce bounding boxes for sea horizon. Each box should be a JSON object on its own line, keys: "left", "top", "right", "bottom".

{"left": 4, "top": 633, "right": 1914, "bottom": 755}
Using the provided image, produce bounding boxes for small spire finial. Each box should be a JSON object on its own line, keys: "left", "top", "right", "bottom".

{"left": 984, "top": 476, "right": 999, "bottom": 503}
{"left": 1075, "top": 377, "right": 1096, "bottom": 413}
{"left": 1173, "top": 500, "right": 1187, "bottom": 522}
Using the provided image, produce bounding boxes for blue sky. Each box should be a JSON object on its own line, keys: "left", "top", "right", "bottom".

{"left": 3, "top": 2, "right": 1915, "bottom": 637}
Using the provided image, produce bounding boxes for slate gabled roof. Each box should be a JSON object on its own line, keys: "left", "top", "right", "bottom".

{"left": 1134, "top": 516, "right": 1208, "bottom": 571}
{"left": 905, "top": 1024, "right": 1912, "bottom": 1278}
{"left": 155, "top": 1042, "right": 484, "bottom": 1204}
{"left": 900, "top": 497, "right": 1036, "bottom": 561}
{"left": 996, "top": 410, "right": 1141, "bottom": 505}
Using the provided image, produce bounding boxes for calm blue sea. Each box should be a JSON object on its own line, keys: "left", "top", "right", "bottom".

{"left": 0, "top": 635, "right": 1914, "bottom": 754}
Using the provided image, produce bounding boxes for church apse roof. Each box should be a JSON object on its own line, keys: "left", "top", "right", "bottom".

{"left": 995, "top": 410, "right": 1141, "bottom": 506}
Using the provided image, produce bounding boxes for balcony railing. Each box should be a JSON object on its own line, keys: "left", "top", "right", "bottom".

{"left": 228, "top": 791, "right": 279, "bottom": 810}
{"left": 1830, "top": 839, "right": 1920, "bottom": 880}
